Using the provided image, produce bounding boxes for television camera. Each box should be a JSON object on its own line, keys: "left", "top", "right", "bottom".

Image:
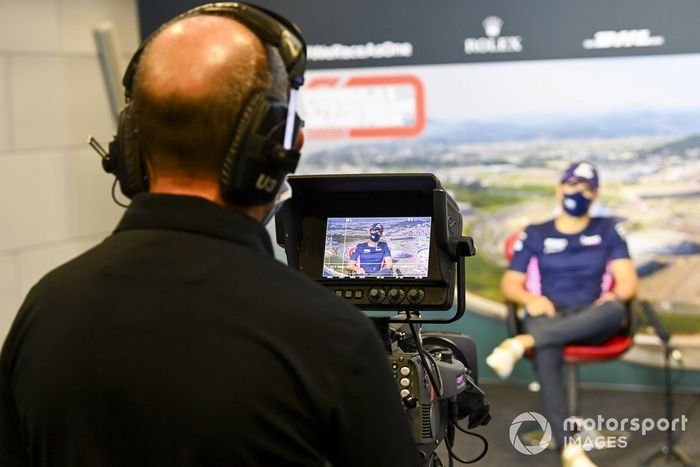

{"left": 276, "top": 174, "right": 491, "bottom": 466}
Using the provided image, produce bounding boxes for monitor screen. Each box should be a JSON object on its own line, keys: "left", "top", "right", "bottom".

{"left": 323, "top": 217, "right": 431, "bottom": 279}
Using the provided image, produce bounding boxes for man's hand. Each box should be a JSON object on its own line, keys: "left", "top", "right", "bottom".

{"left": 355, "top": 267, "right": 366, "bottom": 275}
{"left": 384, "top": 257, "right": 393, "bottom": 270}
{"left": 525, "top": 296, "right": 556, "bottom": 317}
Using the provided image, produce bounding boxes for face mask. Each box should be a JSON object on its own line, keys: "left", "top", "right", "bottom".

{"left": 262, "top": 179, "right": 293, "bottom": 226}
{"left": 369, "top": 232, "right": 381, "bottom": 242}
{"left": 562, "top": 191, "right": 592, "bottom": 217}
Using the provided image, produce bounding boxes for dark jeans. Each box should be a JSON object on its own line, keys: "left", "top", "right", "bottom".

{"left": 522, "top": 300, "right": 627, "bottom": 448}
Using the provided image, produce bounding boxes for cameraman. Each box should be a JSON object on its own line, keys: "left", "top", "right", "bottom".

{"left": 0, "top": 6, "right": 420, "bottom": 467}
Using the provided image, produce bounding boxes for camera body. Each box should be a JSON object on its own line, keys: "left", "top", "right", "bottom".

{"left": 379, "top": 318, "right": 491, "bottom": 460}
{"left": 276, "top": 174, "right": 489, "bottom": 464}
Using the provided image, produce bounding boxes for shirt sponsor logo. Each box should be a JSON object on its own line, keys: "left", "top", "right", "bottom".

{"left": 615, "top": 223, "right": 628, "bottom": 240}
{"left": 464, "top": 16, "right": 523, "bottom": 55}
{"left": 582, "top": 29, "right": 665, "bottom": 50}
{"left": 543, "top": 237, "right": 568, "bottom": 254}
{"left": 580, "top": 234, "right": 602, "bottom": 246}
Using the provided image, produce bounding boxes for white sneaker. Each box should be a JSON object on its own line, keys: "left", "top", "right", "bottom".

{"left": 561, "top": 444, "right": 597, "bottom": 467}
{"left": 485, "top": 338, "right": 524, "bottom": 379}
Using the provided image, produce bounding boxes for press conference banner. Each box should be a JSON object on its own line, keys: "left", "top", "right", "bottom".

{"left": 138, "top": 0, "right": 700, "bottom": 68}
{"left": 137, "top": 0, "right": 700, "bottom": 347}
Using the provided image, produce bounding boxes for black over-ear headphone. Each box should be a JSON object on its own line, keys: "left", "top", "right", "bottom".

{"left": 102, "top": 2, "right": 306, "bottom": 205}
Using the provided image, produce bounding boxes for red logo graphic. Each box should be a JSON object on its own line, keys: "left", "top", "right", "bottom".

{"left": 303, "top": 74, "right": 426, "bottom": 139}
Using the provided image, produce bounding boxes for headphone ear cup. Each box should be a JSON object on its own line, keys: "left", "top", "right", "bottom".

{"left": 106, "top": 104, "right": 148, "bottom": 198}
{"left": 220, "top": 92, "right": 299, "bottom": 205}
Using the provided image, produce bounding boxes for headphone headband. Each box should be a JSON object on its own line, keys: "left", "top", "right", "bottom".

{"left": 122, "top": 2, "right": 306, "bottom": 99}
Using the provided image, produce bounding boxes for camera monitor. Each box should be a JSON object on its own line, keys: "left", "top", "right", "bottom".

{"left": 276, "top": 174, "right": 463, "bottom": 310}
{"left": 323, "top": 216, "right": 431, "bottom": 279}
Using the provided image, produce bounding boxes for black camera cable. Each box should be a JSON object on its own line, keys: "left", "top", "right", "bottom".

{"left": 444, "top": 417, "right": 488, "bottom": 464}
{"left": 407, "top": 317, "right": 442, "bottom": 397}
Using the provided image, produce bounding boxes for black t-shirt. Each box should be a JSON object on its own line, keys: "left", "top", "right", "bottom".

{"left": 0, "top": 194, "right": 421, "bottom": 467}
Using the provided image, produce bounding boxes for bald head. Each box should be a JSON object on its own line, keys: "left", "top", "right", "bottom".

{"left": 140, "top": 15, "right": 266, "bottom": 104}
{"left": 132, "top": 14, "right": 277, "bottom": 181}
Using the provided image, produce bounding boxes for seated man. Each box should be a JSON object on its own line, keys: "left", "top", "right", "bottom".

{"left": 347, "top": 223, "right": 394, "bottom": 276}
{"left": 486, "top": 161, "right": 638, "bottom": 467}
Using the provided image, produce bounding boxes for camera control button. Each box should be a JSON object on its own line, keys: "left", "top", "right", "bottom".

{"left": 399, "top": 377, "right": 410, "bottom": 388}
{"left": 400, "top": 366, "right": 411, "bottom": 376}
{"left": 403, "top": 395, "right": 418, "bottom": 409}
{"left": 368, "top": 288, "right": 386, "bottom": 304}
{"left": 354, "top": 290, "right": 363, "bottom": 299}
{"left": 344, "top": 290, "right": 353, "bottom": 298}
{"left": 407, "top": 288, "right": 425, "bottom": 304}
{"left": 400, "top": 389, "right": 410, "bottom": 398}
{"left": 388, "top": 288, "right": 405, "bottom": 304}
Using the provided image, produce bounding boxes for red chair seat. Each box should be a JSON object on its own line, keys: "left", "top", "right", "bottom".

{"left": 524, "top": 335, "right": 632, "bottom": 363}
{"left": 563, "top": 335, "right": 633, "bottom": 363}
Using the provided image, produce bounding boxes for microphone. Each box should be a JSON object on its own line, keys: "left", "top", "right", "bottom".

{"left": 87, "top": 135, "right": 108, "bottom": 160}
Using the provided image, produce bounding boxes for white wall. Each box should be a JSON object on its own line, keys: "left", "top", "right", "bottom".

{"left": 0, "top": 0, "right": 140, "bottom": 340}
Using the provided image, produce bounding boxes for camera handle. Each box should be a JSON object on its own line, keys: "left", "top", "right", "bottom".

{"left": 387, "top": 236, "right": 475, "bottom": 325}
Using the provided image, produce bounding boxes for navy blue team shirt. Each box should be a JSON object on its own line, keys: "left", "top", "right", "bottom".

{"left": 350, "top": 242, "right": 391, "bottom": 273}
{"left": 509, "top": 217, "right": 630, "bottom": 308}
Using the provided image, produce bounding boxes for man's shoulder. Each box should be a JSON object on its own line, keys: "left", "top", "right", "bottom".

{"left": 29, "top": 240, "right": 107, "bottom": 293}
{"left": 588, "top": 216, "right": 624, "bottom": 237}
{"left": 589, "top": 216, "right": 618, "bottom": 229}
{"left": 524, "top": 220, "right": 556, "bottom": 241}
{"left": 259, "top": 260, "right": 380, "bottom": 351}
{"left": 247, "top": 251, "right": 371, "bottom": 317}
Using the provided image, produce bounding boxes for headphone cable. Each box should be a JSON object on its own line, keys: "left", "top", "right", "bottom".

{"left": 111, "top": 178, "right": 129, "bottom": 208}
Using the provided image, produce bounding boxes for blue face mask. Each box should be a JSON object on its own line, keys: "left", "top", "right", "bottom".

{"left": 369, "top": 232, "right": 381, "bottom": 242}
{"left": 562, "top": 191, "right": 592, "bottom": 217}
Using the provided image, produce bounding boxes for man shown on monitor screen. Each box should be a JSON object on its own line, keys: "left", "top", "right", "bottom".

{"left": 347, "top": 223, "right": 394, "bottom": 276}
